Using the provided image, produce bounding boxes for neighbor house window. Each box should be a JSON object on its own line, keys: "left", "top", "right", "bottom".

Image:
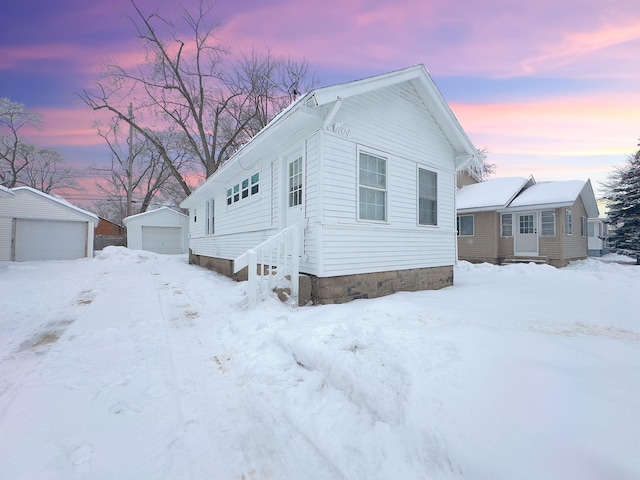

{"left": 359, "top": 152, "right": 387, "bottom": 221}
{"left": 581, "top": 216, "right": 587, "bottom": 237}
{"left": 205, "top": 198, "right": 215, "bottom": 235}
{"left": 418, "top": 168, "right": 437, "bottom": 225}
{"left": 289, "top": 157, "right": 303, "bottom": 207}
{"left": 501, "top": 214, "right": 512, "bottom": 237}
{"left": 457, "top": 215, "right": 474, "bottom": 236}
{"left": 565, "top": 210, "right": 572, "bottom": 235}
{"left": 540, "top": 210, "right": 555, "bottom": 236}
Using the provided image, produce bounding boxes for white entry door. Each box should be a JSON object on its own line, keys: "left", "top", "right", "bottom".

{"left": 515, "top": 212, "right": 538, "bottom": 256}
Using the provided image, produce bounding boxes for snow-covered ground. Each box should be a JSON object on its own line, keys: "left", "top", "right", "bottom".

{"left": 0, "top": 248, "right": 638, "bottom": 480}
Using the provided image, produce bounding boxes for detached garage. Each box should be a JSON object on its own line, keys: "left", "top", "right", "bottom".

{"left": 123, "top": 207, "right": 189, "bottom": 254}
{"left": 0, "top": 187, "right": 98, "bottom": 262}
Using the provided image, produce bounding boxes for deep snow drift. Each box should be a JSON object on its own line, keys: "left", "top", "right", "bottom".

{"left": 0, "top": 248, "right": 638, "bottom": 479}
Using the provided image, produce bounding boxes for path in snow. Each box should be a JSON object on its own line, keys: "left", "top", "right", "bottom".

{"left": 0, "top": 250, "right": 341, "bottom": 479}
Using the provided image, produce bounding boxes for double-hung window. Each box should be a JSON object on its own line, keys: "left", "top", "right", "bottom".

{"left": 501, "top": 214, "right": 512, "bottom": 237}
{"left": 359, "top": 152, "right": 387, "bottom": 221}
{"left": 205, "top": 198, "right": 215, "bottom": 235}
{"left": 418, "top": 168, "right": 437, "bottom": 225}
{"left": 541, "top": 210, "right": 555, "bottom": 236}
{"left": 288, "top": 157, "right": 303, "bottom": 207}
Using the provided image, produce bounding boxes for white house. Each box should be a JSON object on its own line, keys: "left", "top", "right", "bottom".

{"left": 180, "top": 65, "right": 482, "bottom": 304}
{"left": 123, "top": 207, "right": 189, "bottom": 254}
{"left": 0, "top": 186, "right": 98, "bottom": 261}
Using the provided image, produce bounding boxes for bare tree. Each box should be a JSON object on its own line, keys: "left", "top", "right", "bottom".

{"left": 93, "top": 118, "right": 195, "bottom": 224}
{"left": 0, "top": 98, "right": 42, "bottom": 187}
{"left": 18, "top": 145, "right": 79, "bottom": 193}
{"left": 476, "top": 146, "right": 496, "bottom": 179}
{"left": 80, "top": 0, "right": 316, "bottom": 196}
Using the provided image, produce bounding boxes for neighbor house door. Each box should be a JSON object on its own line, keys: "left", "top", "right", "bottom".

{"left": 514, "top": 212, "right": 538, "bottom": 256}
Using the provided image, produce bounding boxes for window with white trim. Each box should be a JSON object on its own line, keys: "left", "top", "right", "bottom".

{"left": 540, "top": 210, "right": 555, "bottom": 236}
{"left": 581, "top": 216, "right": 587, "bottom": 237}
{"left": 418, "top": 168, "right": 437, "bottom": 225}
{"left": 501, "top": 214, "right": 512, "bottom": 237}
{"left": 359, "top": 152, "right": 387, "bottom": 221}
{"left": 205, "top": 198, "right": 215, "bottom": 235}
{"left": 288, "top": 157, "right": 303, "bottom": 207}
{"left": 457, "top": 215, "right": 474, "bottom": 236}
{"left": 565, "top": 210, "right": 572, "bottom": 235}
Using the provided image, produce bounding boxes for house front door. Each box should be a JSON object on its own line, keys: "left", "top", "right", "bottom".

{"left": 515, "top": 212, "right": 538, "bottom": 256}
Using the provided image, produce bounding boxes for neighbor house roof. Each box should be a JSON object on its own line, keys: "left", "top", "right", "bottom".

{"left": 11, "top": 186, "right": 99, "bottom": 221}
{"left": 504, "top": 179, "right": 599, "bottom": 217}
{"left": 456, "top": 176, "right": 534, "bottom": 213}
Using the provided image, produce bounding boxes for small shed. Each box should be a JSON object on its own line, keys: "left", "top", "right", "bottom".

{"left": 123, "top": 207, "right": 189, "bottom": 254}
{"left": 0, "top": 186, "right": 98, "bottom": 261}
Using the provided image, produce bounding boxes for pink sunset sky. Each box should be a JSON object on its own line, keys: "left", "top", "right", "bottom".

{"left": 2, "top": 0, "right": 639, "bottom": 206}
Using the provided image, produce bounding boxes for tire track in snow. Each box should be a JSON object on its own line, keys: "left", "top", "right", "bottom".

{"left": 149, "top": 258, "right": 344, "bottom": 479}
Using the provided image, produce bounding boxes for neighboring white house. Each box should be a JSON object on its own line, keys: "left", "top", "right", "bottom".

{"left": 123, "top": 207, "right": 189, "bottom": 254}
{"left": 180, "top": 65, "right": 482, "bottom": 304}
{"left": 0, "top": 186, "right": 98, "bottom": 261}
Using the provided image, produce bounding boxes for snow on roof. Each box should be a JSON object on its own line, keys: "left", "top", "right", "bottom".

{"left": 456, "top": 177, "right": 531, "bottom": 211}
{"left": 11, "top": 186, "right": 98, "bottom": 220}
{"left": 508, "top": 180, "right": 586, "bottom": 208}
{"left": 123, "top": 206, "right": 186, "bottom": 224}
{"left": 0, "top": 185, "right": 15, "bottom": 197}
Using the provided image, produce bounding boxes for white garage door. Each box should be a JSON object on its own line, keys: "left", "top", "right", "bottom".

{"left": 15, "top": 219, "right": 87, "bottom": 261}
{"left": 141, "top": 226, "right": 183, "bottom": 254}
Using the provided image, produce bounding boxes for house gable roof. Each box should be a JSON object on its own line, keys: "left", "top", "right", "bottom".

{"left": 505, "top": 179, "right": 599, "bottom": 217}
{"left": 11, "top": 186, "right": 98, "bottom": 221}
{"left": 457, "top": 176, "right": 534, "bottom": 213}
{"left": 182, "top": 65, "right": 481, "bottom": 208}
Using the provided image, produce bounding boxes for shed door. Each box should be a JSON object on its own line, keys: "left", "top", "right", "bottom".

{"left": 14, "top": 219, "right": 87, "bottom": 261}
{"left": 515, "top": 212, "right": 538, "bottom": 256}
{"left": 141, "top": 226, "right": 183, "bottom": 254}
